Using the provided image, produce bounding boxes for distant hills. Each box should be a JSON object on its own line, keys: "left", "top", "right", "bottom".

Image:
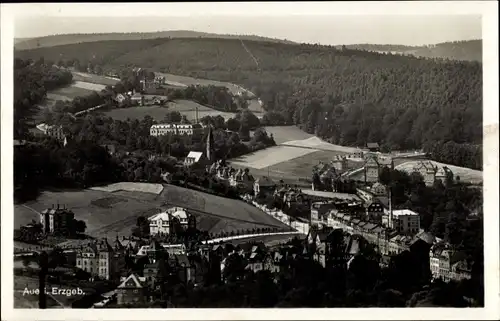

{"left": 342, "top": 40, "right": 482, "bottom": 62}
{"left": 14, "top": 30, "right": 297, "bottom": 51}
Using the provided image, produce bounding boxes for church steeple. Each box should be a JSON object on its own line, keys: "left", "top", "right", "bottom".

{"left": 206, "top": 125, "right": 215, "bottom": 163}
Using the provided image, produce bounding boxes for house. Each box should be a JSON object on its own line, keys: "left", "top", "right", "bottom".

{"left": 253, "top": 176, "right": 276, "bottom": 197}
{"left": 429, "top": 243, "right": 472, "bottom": 282}
{"left": 382, "top": 209, "right": 420, "bottom": 235}
{"left": 310, "top": 201, "right": 339, "bottom": 222}
{"left": 32, "top": 123, "right": 65, "bottom": 142}
{"left": 229, "top": 168, "right": 255, "bottom": 192}
{"left": 114, "top": 93, "right": 129, "bottom": 105}
{"left": 363, "top": 155, "right": 393, "bottom": 183}
{"left": 331, "top": 155, "right": 348, "bottom": 172}
{"left": 150, "top": 123, "right": 203, "bottom": 137}
{"left": 39, "top": 205, "right": 75, "bottom": 235}
{"left": 363, "top": 198, "right": 385, "bottom": 221}
{"left": 367, "top": 142, "right": 380, "bottom": 152}
{"left": 184, "top": 151, "right": 204, "bottom": 166}
{"left": 131, "top": 93, "right": 145, "bottom": 106}
{"left": 435, "top": 166, "right": 454, "bottom": 186}
{"left": 116, "top": 273, "right": 148, "bottom": 306}
{"left": 364, "top": 155, "right": 381, "bottom": 183}
{"left": 148, "top": 207, "right": 195, "bottom": 236}
{"left": 76, "top": 238, "right": 119, "bottom": 280}
{"left": 412, "top": 161, "right": 438, "bottom": 186}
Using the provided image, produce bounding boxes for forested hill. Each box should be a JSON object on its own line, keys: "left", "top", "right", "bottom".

{"left": 343, "top": 40, "right": 482, "bottom": 62}
{"left": 14, "top": 30, "right": 296, "bottom": 51}
{"left": 15, "top": 37, "right": 483, "bottom": 169}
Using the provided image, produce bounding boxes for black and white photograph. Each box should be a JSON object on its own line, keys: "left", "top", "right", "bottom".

{"left": 1, "top": 1, "right": 498, "bottom": 320}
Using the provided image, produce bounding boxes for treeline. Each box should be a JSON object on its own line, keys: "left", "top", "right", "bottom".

{"left": 345, "top": 40, "right": 482, "bottom": 62}
{"left": 14, "top": 58, "right": 73, "bottom": 138}
{"left": 170, "top": 85, "right": 238, "bottom": 112}
{"left": 16, "top": 38, "right": 483, "bottom": 169}
{"left": 423, "top": 140, "right": 482, "bottom": 170}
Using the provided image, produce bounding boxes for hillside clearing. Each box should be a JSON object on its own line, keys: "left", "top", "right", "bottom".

{"left": 263, "top": 126, "right": 314, "bottom": 144}
{"left": 282, "top": 136, "right": 363, "bottom": 153}
{"left": 266, "top": 150, "right": 363, "bottom": 179}
{"left": 71, "top": 71, "right": 119, "bottom": 86}
{"left": 48, "top": 85, "right": 95, "bottom": 100}
{"left": 14, "top": 183, "right": 288, "bottom": 241}
{"left": 230, "top": 145, "right": 318, "bottom": 170}
{"left": 71, "top": 81, "right": 106, "bottom": 91}
{"left": 102, "top": 99, "right": 235, "bottom": 122}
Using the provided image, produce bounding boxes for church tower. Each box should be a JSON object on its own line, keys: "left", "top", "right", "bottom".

{"left": 206, "top": 125, "right": 215, "bottom": 163}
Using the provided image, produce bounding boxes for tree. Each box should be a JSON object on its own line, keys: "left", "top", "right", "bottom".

{"left": 73, "top": 220, "right": 87, "bottom": 234}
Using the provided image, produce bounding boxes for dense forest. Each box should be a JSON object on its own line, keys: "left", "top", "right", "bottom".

{"left": 344, "top": 40, "right": 482, "bottom": 62}
{"left": 15, "top": 37, "right": 482, "bottom": 169}
{"left": 14, "top": 58, "right": 73, "bottom": 138}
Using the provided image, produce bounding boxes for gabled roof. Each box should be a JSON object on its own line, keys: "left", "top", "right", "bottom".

{"left": 367, "top": 142, "right": 379, "bottom": 149}
{"left": 186, "top": 151, "right": 203, "bottom": 162}
{"left": 413, "top": 161, "right": 437, "bottom": 173}
{"left": 148, "top": 212, "right": 171, "bottom": 222}
{"left": 118, "top": 274, "right": 145, "bottom": 289}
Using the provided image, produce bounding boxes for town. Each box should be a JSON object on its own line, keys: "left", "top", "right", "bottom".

{"left": 10, "top": 10, "right": 485, "bottom": 310}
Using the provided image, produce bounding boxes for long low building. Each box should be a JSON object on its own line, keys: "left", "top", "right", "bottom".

{"left": 150, "top": 123, "right": 203, "bottom": 137}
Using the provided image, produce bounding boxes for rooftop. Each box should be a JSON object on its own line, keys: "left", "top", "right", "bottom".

{"left": 392, "top": 209, "right": 419, "bottom": 216}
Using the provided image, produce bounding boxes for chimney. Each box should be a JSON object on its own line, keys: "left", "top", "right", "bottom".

{"left": 388, "top": 187, "right": 393, "bottom": 229}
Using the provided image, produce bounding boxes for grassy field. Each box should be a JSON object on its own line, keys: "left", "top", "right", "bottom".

{"left": 263, "top": 126, "right": 314, "bottom": 144}
{"left": 230, "top": 145, "right": 319, "bottom": 170}
{"left": 71, "top": 71, "right": 119, "bottom": 86}
{"left": 47, "top": 85, "right": 95, "bottom": 100}
{"left": 266, "top": 150, "right": 362, "bottom": 179}
{"left": 102, "top": 99, "right": 236, "bottom": 122}
{"left": 14, "top": 183, "right": 288, "bottom": 243}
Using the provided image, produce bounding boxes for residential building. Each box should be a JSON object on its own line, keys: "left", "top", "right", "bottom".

{"left": 429, "top": 243, "right": 472, "bottom": 282}
{"left": 435, "top": 166, "right": 454, "bottom": 186}
{"left": 331, "top": 155, "right": 348, "bottom": 172}
{"left": 76, "top": 238, "right": 118, "bottom": 280}
{"left": 150, "top": 123, "right": 203, "bottom": 137}
{"left": 412, "top": 161, "right": 438, "bottom": 186}
{"left": 148, "top": 207, "right": 195, "bottom": 236}
{"left": 382, "top": 209, "right": 420, "bottom": 235}
{"left": 114, "top": 93, "right": 129, "bottom": 105}
{"left": 364, "top": 155, "right": 381, "bottom": 183}
{"left": 310, "top": 201, "right": 340, "bottom": 222}
{"left": 363, "top": 155, "right": 394, "bottom": 183}
{"left": 116, "top": 274, "right": 148, "bottom": 306}
{"left": 363, "top": 198, "right": 385, "bottom": 221}
{"left": 39, "top": 205, "right": 75, "bottom": 235}
{"left": 228, "top": 168, "right": 255, "bottom": 192}
{"left": 33, "top": 123, "right": 65, "bottom": 141}
{"left": 131, "top": 93, "right": 145, "bottom": 106}
{"left": 253, "top": 176, "right": 276, "bottom": 197}
{"left": 366, "top": 142, "right": 380, "bottom": 152}
{"left": 184, "top": 151, "right": 204, "bottom": 166}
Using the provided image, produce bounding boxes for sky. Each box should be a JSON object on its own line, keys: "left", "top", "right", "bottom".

{"left": 10, "top": 3, "right": 482, "bottom": 46}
